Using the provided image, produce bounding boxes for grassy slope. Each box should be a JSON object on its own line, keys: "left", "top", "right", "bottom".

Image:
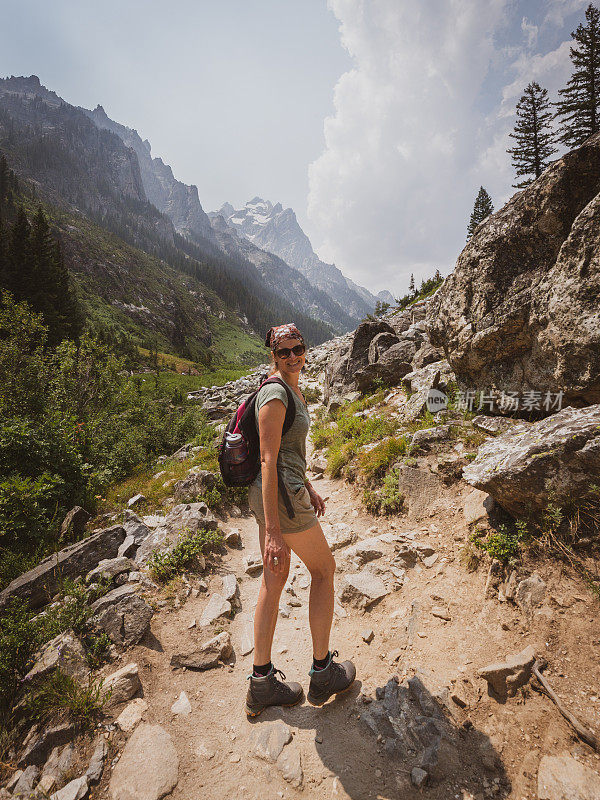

{"left": 21, "top": 196, "right": 267, "bottom": 365}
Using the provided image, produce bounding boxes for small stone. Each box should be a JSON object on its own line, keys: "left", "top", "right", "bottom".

{"left": 422, "top": 553, "right": 439, "bottom": 568}
{"left": 276, "top": 743, "right": 303, "bottom": 788}
{"left": 221, "top": 574, "right": 240, "bottom": 607}
{"left": 127, "top": 493, "right": 146, "bottom": 508}
{"left": 478, "top": 645, "right": 536, "bottom": 698}
{"left": 194, "top": 741, "right": 215, "bottom": 759}
{"left": 171, "top": 691, "right": 192, "bottom": 715}
{"left": 411, "top": 767, "right": 428, "bottom": 788}
{"left": 432, "top": 606, "right": 451, "bottom": 621}
{"left": 451, "top": 692, "right": 468, "bottom": 708}
{"left": 338, "top": 570, "right": 389, "bottom": 610}
{"left": 86, "top": 737, "right": 109, "bottom": 783}
{"left": 229, "top": 754, "right": 241, "bottom": 763}
{"left": 362, "top": 629, "right": 375, "bottom": 643}
{"left": 224, "top": 529, "right": 241, "bottom": 546}
{"left": 199, "top": 594, "right": 231, "bottom": 627}
{"left": 50, "top": 776, "right": 88, "bottom": 800}
{"left": 170, "top": 631, "right": 233, "bottom": 670}
{"left": 116, "top": 699, "right": 148, "bottom": 733}
{"left": 243, "top": 554, "right": 263, "bottom": 575}
{"left": 102, "top": 662, "right": 141, "bottom": 707}
{"left": 12, "top": 764, "right": 40, "bottom": 795}
{"left": 250, "top": 720, "right": 292, "bottom": 762}
{"left": 239, "top": 625, "right": 254, "bottom": 657}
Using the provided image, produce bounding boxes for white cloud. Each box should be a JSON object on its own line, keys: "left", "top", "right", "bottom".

{"left": 542, "top": 0, "right": 587, "bottom": 29}
{"left": 307, "top": 0, "right": 512, "bottom": 295}
{"left": 306, "top": 0, "right": 581, "bottom": 296}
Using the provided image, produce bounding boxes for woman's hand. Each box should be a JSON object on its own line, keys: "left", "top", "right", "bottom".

{"left": 264, "top": 529, "right": 290, "bottom": 574}
{"left": 307, "top": 485, "right": 326, "bottom": 517}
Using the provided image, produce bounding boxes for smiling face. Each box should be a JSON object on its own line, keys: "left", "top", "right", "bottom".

{"left": 272, "top": 336, "right": 306, "bottom": 376}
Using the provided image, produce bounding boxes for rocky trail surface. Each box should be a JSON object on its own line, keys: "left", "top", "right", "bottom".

{"left": 3, "top": 339, "right": 600, "bottom": 800}
{"left": 88, "top": 441, "right": 600, "bottom": 800}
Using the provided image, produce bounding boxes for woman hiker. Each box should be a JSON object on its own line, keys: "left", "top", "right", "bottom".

{"left": 245, "top": 323, "right": 356, "bottom": 717}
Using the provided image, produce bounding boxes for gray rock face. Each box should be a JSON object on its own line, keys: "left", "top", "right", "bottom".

{"left": 86, "top": 104, "right": 215, "bottom": 245}
{"left": 463, "top": 404, "right": 600, "bottom": 517}
{"left": 478, "top": 645, "right": 536, "bottom": 698}
{"left": 397, "top": 466, "right": 443, "bottom": 518}
{"left": 59, "top": 506, "right": 91, "bottom": 539}
{"left": 215, "top": 198, "right": 377, "bottom": 322}
{"left": 428, "top": 134, "right": 600, "bottom": 408}
{"left": 19, "top": 722, "right": 75, "bottom": 767}
{"left": 173, "top": 470, "right": 217, "bottom": 503}
{"left": 537, "top": 754, "right": 600, "bottom": 800}
{"left": 23, "top": 631, "right": 89, "bottom": 686}
{"left": 109, "top": 724, "right": 178, "bottom": 800}
{"left": 0, "top": 525, "right": 126, "bottom": 610}
{"left": 170, "top": 631, "right": 233, "bottom": 670}
{"left": 324, "top": 320, "right": 397, "bottom": 399}
{"left": 91, "top": 585, "right": 153, "bottom": 647}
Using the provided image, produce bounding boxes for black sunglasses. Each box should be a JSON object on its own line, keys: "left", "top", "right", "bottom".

{"left": 275, "top": 344, "right": 306, "bottom": 359}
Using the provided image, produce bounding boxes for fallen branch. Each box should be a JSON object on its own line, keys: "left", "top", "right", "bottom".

{"left": 533, "top": 659, "right": 598, "bottom": 752}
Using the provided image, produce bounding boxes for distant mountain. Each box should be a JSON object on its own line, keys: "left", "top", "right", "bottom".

{"left": 83, "top": 104, "right": 215, "bottom": 244}
{"left": 82, "top": 107, "right": 357, "bottom": 333}
{"left": 377, "top": 289, "right": 396, "bottom": 305}
{"left": 0, "top": 75, "right": 333, "bottom": 355}
{"left": 213, "top": 198, "right": 382, "bottom": 320}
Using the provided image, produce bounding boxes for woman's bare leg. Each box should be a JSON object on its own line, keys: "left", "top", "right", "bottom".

{"left": 253, "top": 523, "right": 289, "bottom": 665}
{"left": 283, "top": 522, "right": 336, "bottom": 661}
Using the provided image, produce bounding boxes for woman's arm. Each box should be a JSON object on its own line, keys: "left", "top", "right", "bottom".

{"left": 258, "top": 398, "right": 290, "bottom": 575}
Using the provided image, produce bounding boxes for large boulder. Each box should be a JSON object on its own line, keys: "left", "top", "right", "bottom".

{"left": 428, "top": 134, "right": 600, "bottom": 409}
{"left": 463, "top": 404, "right": 600, "bottom": 517}
{"left": 324, "top": 320, "right": 396, "bottom": 400}
{"left": 91, "top": 585, "right": 153, "bottom": 647}
{"left": 0, "top": 526, "right": 126, "bottom": 610}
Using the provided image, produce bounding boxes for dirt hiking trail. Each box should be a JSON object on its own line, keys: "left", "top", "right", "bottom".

{"left": 92, "top": 451, "right": 600, "bottom": 800}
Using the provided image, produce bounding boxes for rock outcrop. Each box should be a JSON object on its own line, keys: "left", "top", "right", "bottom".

{"left": 463, "top": 404, "right": 600, "bottom": 517}
{"left": 0, "top": 525, "right": 126, "bottom": 610}
{"left": 428, "top": 134, "right": 600, "bottom": 409}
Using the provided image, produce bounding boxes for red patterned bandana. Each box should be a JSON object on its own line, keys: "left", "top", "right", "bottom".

{"left": 265, "top": 323, "right": 304, "bottom": 350}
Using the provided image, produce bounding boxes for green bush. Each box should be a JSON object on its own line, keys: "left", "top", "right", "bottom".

{"left": 22, "top": 670, "right": 106, "bottom": 731}
{"left": 148, "top": 527, "right": 223, "bottom": 583}
{"left": 0, "top": 293, "right": 213, "bottom": 587}
{"left": 470, "top": 520, "right": 529, "bottom": 564}
{"left": 363, "top": 469, "right": 405, "bottom": 516}
{"left": 358, "top": 436, "right": 408, "bottom": 484}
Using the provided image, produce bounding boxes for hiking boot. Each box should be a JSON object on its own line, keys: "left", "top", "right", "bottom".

{"left": 245, "top": 667, "right": 304, "bottom": 717}
{"left": 307, "top": 651, "right": 356, "bottom": 706}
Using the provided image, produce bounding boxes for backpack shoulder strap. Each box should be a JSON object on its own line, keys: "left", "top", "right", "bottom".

{"left": 260, "top": 377, "right": 296, "bottom": 435}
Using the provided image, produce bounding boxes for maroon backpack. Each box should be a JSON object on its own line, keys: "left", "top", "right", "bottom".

{"left": 218, "top": 377, "right": 297, "bottom": 516}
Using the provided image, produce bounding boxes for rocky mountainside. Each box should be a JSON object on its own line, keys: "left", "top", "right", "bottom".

{"left": 428, "top": 133, "right": 600, "bottom": 410}
{"left": 0, "top": 76, "right": 333, "bottom": 351}
{"left": 212, "top": 198, "right": 382, "bottom": 320}
{"left": 83, "top": 104, "right": 215, "bottom": 245}
{"left": 83, "top": 107, "right": 362, "bottom": 333}
{"left": 209, "top": 214, "right": 357, "bottom": 333}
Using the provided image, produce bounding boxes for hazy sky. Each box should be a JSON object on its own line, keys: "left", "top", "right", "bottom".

{"left": 0, "top": 0, "right": 591, "bottom": 295}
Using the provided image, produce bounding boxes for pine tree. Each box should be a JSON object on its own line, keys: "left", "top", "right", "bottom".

{"left": 409, "top": 274, "right": 415, "bottom": 294}
{"left": 507, "top": 82, "right": 557, "bottom": 187}
{"left": 467, "top": 187, "right": 494, "bottom": 239}
{"left": 556, "top": 3, "right": 600, "bottom": 148}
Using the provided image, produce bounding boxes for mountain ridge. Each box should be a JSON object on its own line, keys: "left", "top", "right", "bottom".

{"left": 211, "top": 198, "right": 384, "bottom": 319}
